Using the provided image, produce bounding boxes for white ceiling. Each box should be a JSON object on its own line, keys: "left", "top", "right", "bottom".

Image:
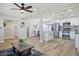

{"left": 0, "top": 3, "right": 79, "bottom": 19}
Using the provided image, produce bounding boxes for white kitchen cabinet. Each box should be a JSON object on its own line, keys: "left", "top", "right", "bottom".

{"left": 43, "top": 31, "right": 49, "bottom": 41}
{"left": 59, "top": 31, "right": 62, "bottom": 38}
{"left": 43, "top": 31, "right": 54, "bottom": 41}
{"left": 49, "top": 31, "right": 54, "bottom": 40}
{"left": 75, "top": 34, "right": 79, "bottom": 48}
{"left": 70, "top": 31, "right": 75, "bottom": 40}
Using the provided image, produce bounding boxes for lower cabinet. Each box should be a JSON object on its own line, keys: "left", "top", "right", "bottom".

{"left": 70, "top": 31, "right": 75, "bottom": 40}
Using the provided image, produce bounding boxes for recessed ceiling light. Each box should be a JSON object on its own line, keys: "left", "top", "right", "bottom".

{"left": 68, "top": 9, "right": 72, "bottom": 12}
{"left": 52, "top": 13, "right": 55, "bottom": 16}
{"left": 34, "top": 8, "right": 37, "bottom": 11}
{"left": 70, "top": 14, "right": 74, "bottom": 16}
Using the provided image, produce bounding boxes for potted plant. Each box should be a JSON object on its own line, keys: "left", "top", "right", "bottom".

{"left": 18, "top": 39, "right": 24, "bottom": 47}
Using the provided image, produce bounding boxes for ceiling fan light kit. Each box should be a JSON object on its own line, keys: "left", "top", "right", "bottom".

{"left": 21, "top": 10, "right": 25, "bottom": 13}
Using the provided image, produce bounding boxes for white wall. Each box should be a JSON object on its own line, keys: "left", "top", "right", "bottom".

{"left": 4, "top": 19, "right": 28, "bottom": 40}
{"left": 4, "top": 21, "right": 15, "bottom": 39}
{"left": 0, "top": 18, "right": 4, "bottom": 43}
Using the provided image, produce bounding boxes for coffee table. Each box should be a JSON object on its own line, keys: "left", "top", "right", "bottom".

{"left": 12, "top": 42, "right": 33, "bottom": 56}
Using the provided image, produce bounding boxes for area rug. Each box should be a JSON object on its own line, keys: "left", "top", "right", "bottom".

{"left": 0, "top": 48, "right": 44, "bottom": 56}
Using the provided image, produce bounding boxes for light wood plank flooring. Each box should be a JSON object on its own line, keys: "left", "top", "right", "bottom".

{"left": 0, "top": 37, "right": 79, "bottom": 56}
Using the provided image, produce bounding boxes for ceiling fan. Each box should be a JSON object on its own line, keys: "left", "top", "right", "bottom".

{"left": 11, "top": 3, "right": 33, "bottom": 13}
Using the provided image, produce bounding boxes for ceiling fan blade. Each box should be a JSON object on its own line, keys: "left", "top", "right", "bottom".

{"left": 13, "top": 3, "right": 21, "bottom": 8}
{"left": 25, "top": 6, "right": 32, "bottom": 9}
{"left": 11, "top": 8, "right": 20, "bottom": 10}
{"left": 24, "top": 10, "right": 33, "bottom": 13}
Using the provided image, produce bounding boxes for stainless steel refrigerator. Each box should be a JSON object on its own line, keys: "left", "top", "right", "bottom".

{"left": 53, "top": 23, "right": 60, "bottom": 38}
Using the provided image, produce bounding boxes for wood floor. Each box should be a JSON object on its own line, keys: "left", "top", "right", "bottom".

{"left": 0, "top": 37, "right": 79, "bottom": 56}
